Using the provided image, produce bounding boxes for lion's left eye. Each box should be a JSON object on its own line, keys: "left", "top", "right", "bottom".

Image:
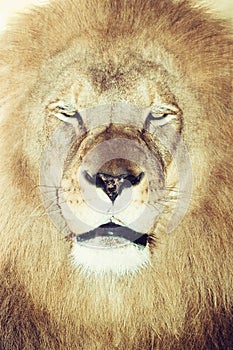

{"left": 143, "top": 107, "right": 177, "bottom": 129}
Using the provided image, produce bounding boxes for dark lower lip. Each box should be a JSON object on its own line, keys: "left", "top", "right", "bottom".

{"left": 76, "top": 222, "right": 148, "bottom": 247}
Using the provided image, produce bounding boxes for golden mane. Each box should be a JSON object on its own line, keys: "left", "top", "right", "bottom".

{"left": 0, "top": 1, "right": 232, "bottom": 349}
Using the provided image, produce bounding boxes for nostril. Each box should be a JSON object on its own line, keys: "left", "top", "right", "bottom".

{"left": 123, "top": 172, "right": 145, "bottom": 186}
{"left": 84, "top": 171, "right": 145, "bottom": 203}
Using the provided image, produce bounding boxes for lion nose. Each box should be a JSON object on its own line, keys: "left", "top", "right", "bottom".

{"left": 85, "top": 171, "right": 144, "bottom": 203}
{"left": 95, "top": 173, "right": 128, "bottom": 202}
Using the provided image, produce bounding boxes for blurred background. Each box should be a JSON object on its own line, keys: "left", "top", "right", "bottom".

{"left": 0, "top": 0, "right": 233, "bottom": 30}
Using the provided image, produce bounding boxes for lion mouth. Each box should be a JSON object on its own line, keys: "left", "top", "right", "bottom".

{"left": 76, "top": 222, "right": 148, "bottom": 249}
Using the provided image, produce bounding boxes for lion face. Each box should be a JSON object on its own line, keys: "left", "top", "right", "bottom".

{"left": 40, "top": 82, "right": 190, "bottom": 275}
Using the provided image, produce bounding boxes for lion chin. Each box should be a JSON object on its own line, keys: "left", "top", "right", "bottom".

{"left": 71, "top": 243, "right": 150, "bottom": 275}
{"left": 0, "top": 0, "right": 232, "bottom": 349}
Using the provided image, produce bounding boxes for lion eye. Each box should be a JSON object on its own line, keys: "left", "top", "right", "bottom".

{"left": 48, "top": 102, "right": 85, "bottom": 129}
{"left": 56, "top": 110, "right": 85, "bottom": 130}
{"left": 143, "top": 106, "right": 177, "bottom": 129}
{"left": 59, "top": 110, "right": 84, "bottom": 126}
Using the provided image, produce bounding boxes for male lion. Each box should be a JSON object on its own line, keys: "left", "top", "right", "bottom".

{"left": 0, "top": 1, "right": 232, "bottom": 349}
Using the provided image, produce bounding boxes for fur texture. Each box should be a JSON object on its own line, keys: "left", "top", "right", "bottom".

{"left": 0, "top": 1, "right": 232, "bottom": 349}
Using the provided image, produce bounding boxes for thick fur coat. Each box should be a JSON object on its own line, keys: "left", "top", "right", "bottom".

{"left": 0, "top": 1, "right": 232, "bottom": 349}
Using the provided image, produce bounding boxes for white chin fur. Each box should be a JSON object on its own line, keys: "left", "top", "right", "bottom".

{"left": 71, "top": 243, "right": 150, "bottom": 276}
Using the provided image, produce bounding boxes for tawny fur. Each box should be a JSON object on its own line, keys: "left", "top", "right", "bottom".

{"left": 0, "top": 1, "right": 232, "bottom": 349}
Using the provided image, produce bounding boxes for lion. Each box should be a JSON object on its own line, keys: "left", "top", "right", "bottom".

{"left": 0, "top": 1, "right": 232, "bottom": 349}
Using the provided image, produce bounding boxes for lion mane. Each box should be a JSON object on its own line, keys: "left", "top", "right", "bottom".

{"left": 0, "top": 1, "right": 232, "bottom": 349}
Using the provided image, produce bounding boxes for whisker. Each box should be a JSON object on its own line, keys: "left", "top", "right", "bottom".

{"left": 38, "top": 184, "right": 62, "bottom": 189}
{"left": 46, "top": 201, "right": 67, "bottom": 214}
{"left": 145, "top": 197, "right": 169, "bottom": 210}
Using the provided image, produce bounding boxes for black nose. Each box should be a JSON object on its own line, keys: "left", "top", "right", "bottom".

{"left": 85, "top": 171, "right": 144, "bottom": 202}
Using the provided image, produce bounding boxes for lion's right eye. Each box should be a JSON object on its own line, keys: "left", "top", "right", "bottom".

{"left": 60, "top": 110, "right": 85, "bottom": 129}
{"left": 48, "top": 102, "right": 85, "bottom": 129}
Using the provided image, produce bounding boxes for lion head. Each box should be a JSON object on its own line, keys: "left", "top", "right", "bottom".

{"left": 0, "top": 1, "right": 232, "bottom": 349}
